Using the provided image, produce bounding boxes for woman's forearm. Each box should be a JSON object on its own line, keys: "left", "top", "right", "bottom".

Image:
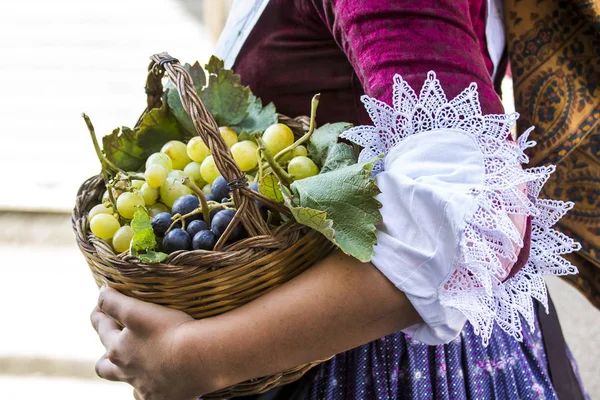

{"left": 183, "top": 250, "right": 420, "bottom": 390}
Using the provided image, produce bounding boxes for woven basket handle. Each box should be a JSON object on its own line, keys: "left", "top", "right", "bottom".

{"left": 147, "top": 53, "right": 271, "bottom": 249}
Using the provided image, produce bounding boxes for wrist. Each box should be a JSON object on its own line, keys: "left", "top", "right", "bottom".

{"left": 174, "top": 318, "right": 236, "bottom": 396}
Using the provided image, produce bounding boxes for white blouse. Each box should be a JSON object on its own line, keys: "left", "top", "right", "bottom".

{"left": 341, "top": 73, "right": 580, "bottom": 345}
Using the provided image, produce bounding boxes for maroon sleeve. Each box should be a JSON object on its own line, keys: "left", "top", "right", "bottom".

{"left": 310, "top": 0, "right": 530, "bottom": 278}
{"left": 311, "top": 0, "right": 504, "bottom": 116}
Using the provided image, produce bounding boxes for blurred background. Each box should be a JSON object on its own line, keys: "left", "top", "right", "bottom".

{"left": 0, "top": 0, "right": 598, "bottom": 399}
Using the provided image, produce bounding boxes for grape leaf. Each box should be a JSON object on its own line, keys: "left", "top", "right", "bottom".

{"left": 102, "top": 103, "right": 184, "bottom": 171}
{"left": 131, "top": 230, "right": 156, "bottom": 251}
{"left": 284, "top": 161, "right": 382, "bottom": 262}
{"left": 131, "top": 208, "right": 152, "bottom": 232}
{"left": 232, "top": 94, "right": 278, "bottom": 136}
{"left": 137, "top": 250, "right": 168, "bottom": 264}
{"left": 165, "top": 62, "right": 207, "bottom": 136}
{"left": 321, "top": 143, "right": 357, "bottom": 173}
{"left": 259, "top": 172, "right": 284, "bottom": 203}
{"left": 136, "top": 102, "right": 184, "bottom": 153}
{"left": 200, "top": 56, "right": 250, "bottom": 126}
{"left": 307, "top": 122, "right": 353, "bottom": 167}
{"left": 130, "top": 209, "right": 158, "bottom": 258}
{"left": 281, "top": 187, "right": 335, "bottom": 239}
{"left": 102, "top": 127, "right": 145, "bottom": 172}
{"left": 186, "top": 61, "right": 206, "bottom": 91}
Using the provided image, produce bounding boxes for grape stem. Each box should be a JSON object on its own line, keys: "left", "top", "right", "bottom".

{"left": 169, "top": 213, "right": 184, "bottom": 231}
{"left": 254, "top": 134, "right": 293, "bottom": 187}
{"left": 104, "top": 182, "right": 119, "bottom": 221}
{"left": 182, "top": 177, "right": 211, "bottom": 225}
{"left": 82, "top": 113, "right": 122, "bottom": 175}
{"left": 165, "top": 201, "right": 234, "bottom": 234}
{"left": 273, "top": 93, "right": 320, "bottom": 163}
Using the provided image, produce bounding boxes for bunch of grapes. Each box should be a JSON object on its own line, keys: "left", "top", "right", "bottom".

{"left": 88, "top": 123, "right": 321, "bottom": 255}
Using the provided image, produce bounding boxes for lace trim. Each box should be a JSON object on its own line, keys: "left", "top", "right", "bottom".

{"left": 340, "top": 72, "right": 581, "bottom": 346}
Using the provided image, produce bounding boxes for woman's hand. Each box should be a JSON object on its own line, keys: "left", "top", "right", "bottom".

{"left": 90, "top": 251, "right": 420, "bottom": 399}
{"left": 91, "top": 286, "right": 217, "bottom": 400}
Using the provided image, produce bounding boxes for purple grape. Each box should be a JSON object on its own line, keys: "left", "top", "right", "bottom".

{"left": 211, "top": 176, "right": 230, "bottom": 201}
{"left": 192, "top": 230, "right": 217, "bottom": 251}
{"left": 211, "top": 209, "right": 243, "bottom": 241}
{"left": 186, "top": 219, "right": 208, "bottom": 238}
{"left": 151, "top": 212, "right": 179, "bottom": 236}
{"left": 172, "top": 195, "right": 199, "bottom": 216}
{"left": 161, "top": 228, "right": 191, "bottom": 253}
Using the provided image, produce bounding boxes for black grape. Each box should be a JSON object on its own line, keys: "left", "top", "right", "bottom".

{"left": 186, "top": 220, "right": 208, "bottom": 238}
{"left": 211, "top": 209, "right": 243, "bottom": 240}
{"left": 151, "top": 212, "right": 179, "bottom": 236}
{"left": 211, "top": 176, "right": 230, "bottom": 202}
{"left": 192, "top": 230, "right": 217, "bottom": 251}
{"left": 162, "top": 229, "right": 191, "bottom": 253}
{"left": 172, "top": 194, "right": 199, "bottom": 216}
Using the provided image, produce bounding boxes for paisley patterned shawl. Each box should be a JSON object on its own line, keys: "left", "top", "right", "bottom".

{"left": 504, "top": 0, "right": 600, "bottom": 308}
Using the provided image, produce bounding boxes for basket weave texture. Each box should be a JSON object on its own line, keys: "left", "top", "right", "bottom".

{"left": 72, "top": 53, "right": 335, "bottom": 399}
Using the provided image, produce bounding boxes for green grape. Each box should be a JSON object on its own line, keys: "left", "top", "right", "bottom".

{"left": 160, "top": 177, "right": 193, "bottom": 208}
{"left": 90, "top": 213, "right": 120, "bottom": 240}
{"left": 131, "top": 179, "right": 144, "bottom": 190}
{"left": 292, "top": 145, "right": 308, "bottom": 157}
{"left": 145, "top": 152, "right": 173, "bottom": 172}
{"left": 219, "top": 127, "right": 238, "bottom": 148}
{"left": 145, "top": 164, "right": 167, "bottom": 188}
{"left": 161, "top": 140, "right": 191, "bottom": 170}
{"left": 148, "top": 203, "right": 170, "bottom": 217}
{"left": 200, "top": 155, "right": 221, "bottom": 184}
{"left": 112, "top": 225, "right": 135, "bottom": 253}
{"left": 186, "top": 137, "right": 211, "bottom": 163}
{"left": 231, "top": 140, "right": 258, "bottom": 172}
{"left": 88, "top": 203, "right": 113, "bottom": 221}
{"left": 263, "top": 123, "right": 294, "bottom": 156}
{"left": 116, "top": 192, "right": 145, "bottom": 219}
{"left": 183, "top": 162, "right": 204, "bottom": 185}
{"left": 202, "top": 183, "right": 212, "bottom": 195}
{"left": 139, "top": 182, "right": 159, "bottom": 206}
{"left": 167, "top": 169, "right": 191, "bottom": 182}
{"left": 288, "top": 156, "right": 319, "bottom": 180}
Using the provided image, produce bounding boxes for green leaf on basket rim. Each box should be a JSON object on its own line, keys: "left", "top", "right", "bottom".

{"left": 321, "top": 142, "right": 357, "bottom": 173}
{"left": 136, "top": 102, "right": 185, "bottom": 154}
{"left": 307, "top": 122, "right": 353, "bottom": 168}
{"left": 231, "top": 93, "right": 278, "bottom": 136}
{"left": 129, "top": 208, "right": 161, "bottom": 262}
{"left": 131, "top": 208, "right": 153, "bottom": 233}
{"left": 283, "top": 159, "right": 382, "bottom": 262}
{"left": 101, "top": 127, "right": 145, "bottom": 172}
{"left": 102, "top": 103, "right": 184, "bottom": 171}
{"left": 164, "top": 62, "right": 207, "bottom": 136}
{"left": 200, "top": 56, "right": 250, "bottom": 126}
{"left": 137, "top": 250, "right": 169, "bottom": 264}
{"left": 259, "top": 172, "right": 284, "bottom": 203}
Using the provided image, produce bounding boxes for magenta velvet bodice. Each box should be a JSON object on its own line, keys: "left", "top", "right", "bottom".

{"left": 232, "top": 0, "right": 503, "bottom": 127}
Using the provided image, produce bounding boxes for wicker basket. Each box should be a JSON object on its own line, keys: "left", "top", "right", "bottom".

{"left": 72, "top": 53, "right": 336, "bottom": 399}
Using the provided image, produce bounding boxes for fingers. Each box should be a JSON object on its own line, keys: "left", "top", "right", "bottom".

{"left": 91, "top": 305, "right": 122, "bottom": 349}
{"left": 98, "top": 286, "right": 153, "bottom": 330}
{"left": 95, "top": 353, "right": 128, "bottom": 382}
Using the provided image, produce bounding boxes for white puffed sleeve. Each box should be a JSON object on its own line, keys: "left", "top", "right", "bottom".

{"left": 340, "top": 72, "right": 581, "bottom": 346}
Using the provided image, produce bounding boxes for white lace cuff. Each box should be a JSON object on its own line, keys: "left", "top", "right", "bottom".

{"left": 340, "top": 72, "right": 581, "bottom": 346}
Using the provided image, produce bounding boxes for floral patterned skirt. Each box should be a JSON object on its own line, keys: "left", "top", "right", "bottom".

{"left": 304, "top": 304, "right": 588, "bottom": 400}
